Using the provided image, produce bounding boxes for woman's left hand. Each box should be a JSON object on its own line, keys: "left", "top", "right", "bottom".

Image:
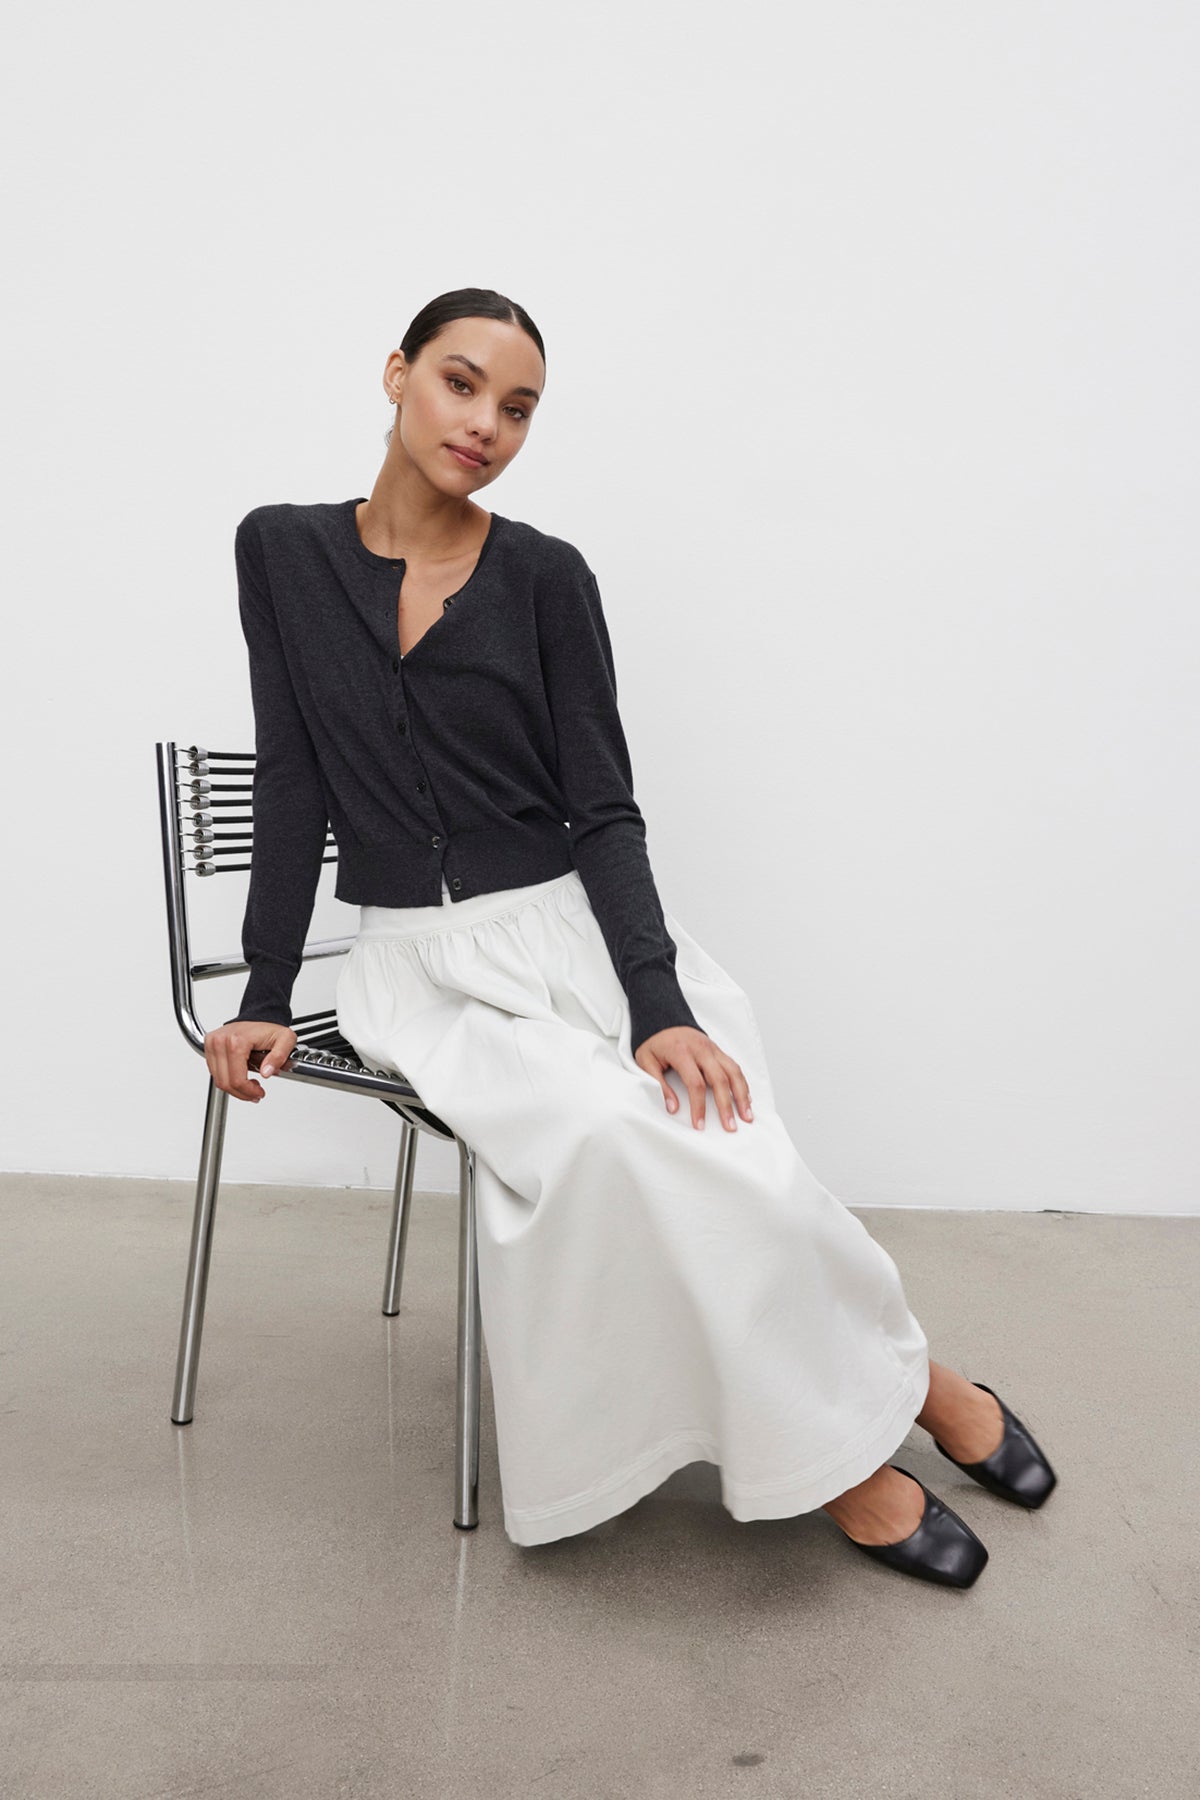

{"left": 635, "top": 1026, "right": 754, "bottom": 1132}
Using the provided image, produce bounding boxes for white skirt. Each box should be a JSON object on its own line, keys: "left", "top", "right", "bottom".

{"left": 335, "top": 868, "right": 931, "bottom": 1548}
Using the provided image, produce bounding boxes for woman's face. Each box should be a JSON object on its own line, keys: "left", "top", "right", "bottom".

{"left": 385, "top": 317, "right": 544, "bottom": 495}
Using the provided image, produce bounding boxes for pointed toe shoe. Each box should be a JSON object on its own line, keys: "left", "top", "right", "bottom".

{"left": 933, "top": 1381, "right": 1057, "bottom": 1508}
{"left": 843, "top": 1465, "right": 989, "bottom": 1589}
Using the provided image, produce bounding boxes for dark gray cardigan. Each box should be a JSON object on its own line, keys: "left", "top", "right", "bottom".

{"left": 226, "top": 498, "right": 703, "bottom": 1055}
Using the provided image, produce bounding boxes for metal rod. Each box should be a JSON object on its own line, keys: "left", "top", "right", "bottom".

{"left": 170, "top": 1077, "right": 229, "bottom": 1424}
{"left": 382, "top": 1124, "right": 418, "bottom": 1316}
{"left": 189, "top": 934, "right": 355, "bottom": 981}
{"left": 453, "top": 1139, "right": 482, "bottom": 1530}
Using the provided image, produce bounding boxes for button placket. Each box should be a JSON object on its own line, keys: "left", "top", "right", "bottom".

{"left": 373, "top": 552, "right": 456, "bottom": 882}
{"left": 389, "top": 562, "right": 406, "bottom": 715}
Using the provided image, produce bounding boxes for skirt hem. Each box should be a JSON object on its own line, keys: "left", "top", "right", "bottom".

{"left": 504, "top": 1352, "right": 931, "bottom": 1548}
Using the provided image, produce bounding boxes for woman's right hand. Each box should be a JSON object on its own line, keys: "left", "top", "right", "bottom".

{"left": 204, "top": 1020, "right": 299, "bottom": 1102}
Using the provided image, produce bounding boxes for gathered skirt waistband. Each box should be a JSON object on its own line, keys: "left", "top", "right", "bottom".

{"left": 355, "top": 868, "right": 580, "bottom": 943}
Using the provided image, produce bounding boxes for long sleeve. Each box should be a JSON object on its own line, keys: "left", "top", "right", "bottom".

{"left": 537, "top": 548, "right": 704, "bottom": 1055}
{"left": 224, "top": 511, "right": 330, "bottom": 1028}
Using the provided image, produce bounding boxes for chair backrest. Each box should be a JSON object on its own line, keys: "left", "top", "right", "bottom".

{"left": 156, "top": 739, "right": 353, "bottom": 1052}
{"left": 168, "top": 741, "right": 337, "bottom": 880}
{"left": 155, "top": 739, "right": 455, "bottom": 1134}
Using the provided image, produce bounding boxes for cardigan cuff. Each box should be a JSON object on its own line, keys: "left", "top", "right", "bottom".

{"left": 223, "top": 1005, "right": 294, "bottom": 1030}
{"left": 627, "top": 967, "right": 706, "bottom": 1058}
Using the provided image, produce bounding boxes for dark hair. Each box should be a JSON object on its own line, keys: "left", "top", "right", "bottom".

{"left": 384, "top": 286, "right": 545, "bottom": 445}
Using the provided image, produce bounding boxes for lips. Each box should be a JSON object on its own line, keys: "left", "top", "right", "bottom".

{"left": 446, "top": 444, "right": 488, "bottom": 467}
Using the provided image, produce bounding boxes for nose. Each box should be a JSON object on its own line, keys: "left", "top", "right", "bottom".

{"left": 466, "top": 402, "right": 499, "bottom": 444}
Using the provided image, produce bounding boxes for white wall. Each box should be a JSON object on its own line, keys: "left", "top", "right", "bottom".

{"left": 2, "top": 2, "right": 1195, "bottom": 1212}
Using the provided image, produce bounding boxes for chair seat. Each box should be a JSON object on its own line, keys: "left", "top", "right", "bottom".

{"left": 285, "top": 1007, "right": 454, "bottom": 1138}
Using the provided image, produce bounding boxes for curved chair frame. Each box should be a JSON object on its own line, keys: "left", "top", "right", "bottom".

{"left": 155, "top": 741, "right": 482, "bottom": 1530}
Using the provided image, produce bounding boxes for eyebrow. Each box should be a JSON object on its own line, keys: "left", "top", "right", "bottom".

{"left": 439, "top": 352, "right": 541, "bottom": 403}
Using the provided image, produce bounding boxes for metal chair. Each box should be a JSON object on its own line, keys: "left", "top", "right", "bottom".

{"left": 155, "top": 740, "right": 483, "bottom": 1529}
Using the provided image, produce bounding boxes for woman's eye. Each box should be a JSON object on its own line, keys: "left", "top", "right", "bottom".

{"left": 446, "top": 375, "right": 526, "bottom": 421}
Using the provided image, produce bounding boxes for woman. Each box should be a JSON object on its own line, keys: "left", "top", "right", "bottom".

{"left": 206, "top": 287, "right": 1056, "bottom": 1587}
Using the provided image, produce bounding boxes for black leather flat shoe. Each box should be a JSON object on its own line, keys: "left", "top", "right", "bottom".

{"left": 933, "top": 1381, "right": 1057, "bottom": 1508}
{"left": 840, "top": 1465, "right": 989, "bottom": 1589}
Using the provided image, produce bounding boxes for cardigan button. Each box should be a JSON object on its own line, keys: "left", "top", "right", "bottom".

{"left": 391, "top": 657, "right": 399, "bottom": 673}
{"left": 430, "top": 834, "right": 441, "bottom": 847}
{"left": 451, "top": 877, "right": 462, "bottom": 891}
{"left": 416, "top": 779, "right": 427, "bottom": 792}
{"left": 396, "top": 719, "right": 407, "bottom": 735}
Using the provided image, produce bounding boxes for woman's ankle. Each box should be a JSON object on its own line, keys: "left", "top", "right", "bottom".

{"left": 915, "top": 1360, "right": 976, "bottom": 1438}
{"left": 822, "top": 1464, "right": 924, "bottom": 1545}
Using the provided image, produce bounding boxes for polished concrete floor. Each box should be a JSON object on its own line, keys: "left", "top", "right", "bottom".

{"left": 1, "top": 1170, "right": 1194, "bottom": 1799}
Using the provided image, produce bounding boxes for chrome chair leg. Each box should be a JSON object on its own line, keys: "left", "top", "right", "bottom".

{"left": 454, "top": 1137, "right": 481, "bottom": 1530}
{"left": 382, "top": 1122, "right": 418, "bottom": 1316}
{"left": 171, "top": 1076, "right": 229, "bottom": 1424}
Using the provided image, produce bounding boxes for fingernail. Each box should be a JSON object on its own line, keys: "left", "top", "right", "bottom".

{"left": 262, "top": 1063, "right": 274, "bottom": 1078}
